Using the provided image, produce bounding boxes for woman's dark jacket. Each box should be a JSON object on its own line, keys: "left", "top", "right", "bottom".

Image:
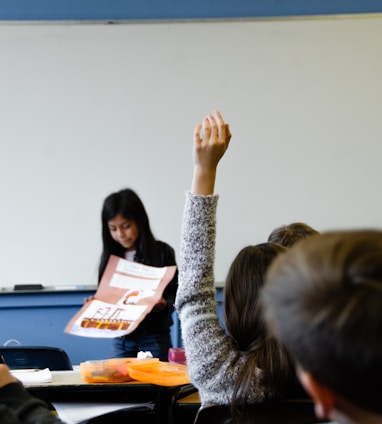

{"left": 133, "top": 240, "right": 178, "bottom": 334}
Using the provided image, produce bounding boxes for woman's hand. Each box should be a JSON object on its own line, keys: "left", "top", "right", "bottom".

{"left": 191, "top": 110, "right": 231, "bottom": 195}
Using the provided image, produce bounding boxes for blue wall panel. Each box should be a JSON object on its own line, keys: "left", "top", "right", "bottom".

{"left": 0, "top": 289, "right": 185, "bottom": 365}
{"left": 0, "top": 0, "right": 381, "bottom": 21}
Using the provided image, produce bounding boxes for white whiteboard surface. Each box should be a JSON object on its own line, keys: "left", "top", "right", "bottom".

{"left": 1, "top": 15, "right": 382, "bottom": 288}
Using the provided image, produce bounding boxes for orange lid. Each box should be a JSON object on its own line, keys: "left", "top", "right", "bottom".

{"left": 127, "top": 361, "right": 190, "bottom": 386}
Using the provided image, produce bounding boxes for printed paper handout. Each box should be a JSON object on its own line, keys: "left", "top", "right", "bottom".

{"left": 64, "top": 255, "right": 176, "bottom": 338}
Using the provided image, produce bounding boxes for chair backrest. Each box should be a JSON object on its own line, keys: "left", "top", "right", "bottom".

{"left": 194, "top": 399, "right": 327, "bottom": 424}
{"left": 0, "top": 346, "right": 73, "bottom": 370}
{"left": 169, "top": 384, "right": 200, "bottom": 424}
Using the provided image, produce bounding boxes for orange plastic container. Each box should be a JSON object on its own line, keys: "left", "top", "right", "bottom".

{"left": 126, "top": 360, "right": 190, "bottom": 386}
{"left": 80, "top": 358, "right": 159, "bottom": 383}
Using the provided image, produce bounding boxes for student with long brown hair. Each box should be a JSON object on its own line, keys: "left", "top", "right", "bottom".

{"left": 175, "top": 110, "right": 300, "bottom": 417}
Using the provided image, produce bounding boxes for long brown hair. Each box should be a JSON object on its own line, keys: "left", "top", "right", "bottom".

{"left": 224, "top": 243, "right": 297, "bottom": 413}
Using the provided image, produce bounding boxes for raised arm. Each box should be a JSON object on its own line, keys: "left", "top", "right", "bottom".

{"left": 191, "top": 110, "right": 231, "bottom": 195}
{"left": 176, "top": 110, "right": 236, "bottom": 404}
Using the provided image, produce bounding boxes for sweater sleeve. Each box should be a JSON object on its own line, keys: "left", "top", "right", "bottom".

{"left": 0, "top": 382, "right": 63, "bottom": 424}
{"left": 175, "top": 192, "right": 240, "bottom": 405}
{"left": 176, "top": 193, "right": 291, "bottom": 406}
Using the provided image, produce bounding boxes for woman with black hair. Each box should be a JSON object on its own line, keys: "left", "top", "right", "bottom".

{"left": 99, "top": 188, "right": 178, "bottom": 361}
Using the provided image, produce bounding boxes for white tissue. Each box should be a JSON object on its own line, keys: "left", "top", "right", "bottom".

{"left": 137, "top": 351, "right": 153, "bottom": 359}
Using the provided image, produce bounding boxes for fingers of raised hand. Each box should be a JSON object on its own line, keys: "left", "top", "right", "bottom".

{"left": 202, "top": 117, "right": 212, "bottom": 140}
{"left": 195, "top": 110, "right": 231, "bottom": 146}
{"left": 226, "top": 124, "right": 232, "bottom": 143}
{"left": 213, "top": 110, "right": 225, "bottom": 135}
{"left": 193, "top": 123, "right": 203, "bottom": 144}
{"left": 213, "top": 110, "right": 231, "bottom": 143}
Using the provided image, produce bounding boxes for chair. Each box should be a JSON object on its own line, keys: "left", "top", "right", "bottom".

{"left": 169, "top": 384, "right": 200, "bottom": 424}
{"left": 85, "top": 407, "right": 158, "bottom": 424}
{"left": 0, "top": 346, "right": 73, "bottom": 370}
{"left": 194, "top": 399, "right": 328, "bottom": 424}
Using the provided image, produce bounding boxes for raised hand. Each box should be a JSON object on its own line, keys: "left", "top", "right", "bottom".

{"left": 191, "top": 110, "right": 231, "bottom": 195}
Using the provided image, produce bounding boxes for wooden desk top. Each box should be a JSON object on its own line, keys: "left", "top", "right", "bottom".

{"left": 26, "top": 370, "right": 182, "bottom": 424}
{"left": 26, "top": 369, "right": 188, "bottom": 401}
{"left": 25, "top": 370, "right": 149, "bottom": 388}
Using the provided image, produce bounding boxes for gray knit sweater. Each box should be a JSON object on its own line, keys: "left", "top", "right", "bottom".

{"left": 175, "top": 193, "right": 272, "bottom": 406}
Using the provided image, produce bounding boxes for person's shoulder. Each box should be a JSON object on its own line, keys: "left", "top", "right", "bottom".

{"left": 157, "top": 240, "right": 175, "bottom": 254}
{"left": 0, "top": 382, "right": 30, "bottom": 402}
{"left": 157, "top": 240, "right": 176, "bottom": 266}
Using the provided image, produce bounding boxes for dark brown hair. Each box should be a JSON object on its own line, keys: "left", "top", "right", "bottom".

{"left": 262, "top": 230, "right": 382, "bottom": 415}
{"left": 224, "top": 243, "right": 298, "bottom": 413}
{"left": 267, "top": 222, "right": 319, "bottom": 247}
{"left": 99, "top": 188, "right": 158, "bottom": 281}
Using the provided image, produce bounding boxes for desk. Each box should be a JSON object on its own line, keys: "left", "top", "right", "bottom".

{"left": 171, "top": 388, "right": 200, "bottom": 424}
{"left": 26, "top": 370, "right": 184, "bottom": 424}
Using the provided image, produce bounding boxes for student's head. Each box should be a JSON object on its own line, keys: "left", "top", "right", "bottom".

{"left": 267, "top": 222, "right": 319, "bottom": 247}
{"left": 99, "top": 188, "right": 156, "bottom": 280}
{"left": 224, "top": 242, "right": 286, "bottom": 348}
{"left": 224, "top": 242, "right": 297, "bottom": 405}
{"left": 261, "top": 230, "right": 382, "bottom": 421}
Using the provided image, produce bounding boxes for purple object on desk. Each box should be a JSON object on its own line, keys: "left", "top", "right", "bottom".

{"left": 168, "top": 347, "right": 186, "bottom": 364}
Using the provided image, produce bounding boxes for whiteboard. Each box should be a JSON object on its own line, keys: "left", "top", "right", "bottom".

{"left": 1, "top": 15, "right": 382, "bottom": 288}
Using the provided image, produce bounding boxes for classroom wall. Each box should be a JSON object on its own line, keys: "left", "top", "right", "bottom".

{"left": 0, "top": 0, "right": 381, "bottom": 20}
{"left": 0, "top": 289, "right": 187, "bottom": 363}
{"left": 1, "top": 6, "right": 382, "bottom": 288}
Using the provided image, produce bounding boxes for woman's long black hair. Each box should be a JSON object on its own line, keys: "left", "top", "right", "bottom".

{"left": 98, "top": 188, "right": 158, "bottom": 282}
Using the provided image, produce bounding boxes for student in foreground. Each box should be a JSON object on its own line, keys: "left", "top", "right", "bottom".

{"left": 0, "top": 364, "right": 62, "bottom": 423}
{"left": 175, "top": 110, "right": 302, "bottom": 418}
{"left": 261, "top": 230, "right": 382, "bottom": 424}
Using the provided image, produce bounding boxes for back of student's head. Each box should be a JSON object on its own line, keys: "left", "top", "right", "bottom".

{"left": 261, "top": 230, "right": 382, "bottom": 415}
{"left": 224, "top": 243, "right": 285, "bottom": 348}
{"left": 267, "top": 222, "right": 319, "bottom": 247}
{"left": 224, "top": 242, "right": 298, "bottom": 405}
